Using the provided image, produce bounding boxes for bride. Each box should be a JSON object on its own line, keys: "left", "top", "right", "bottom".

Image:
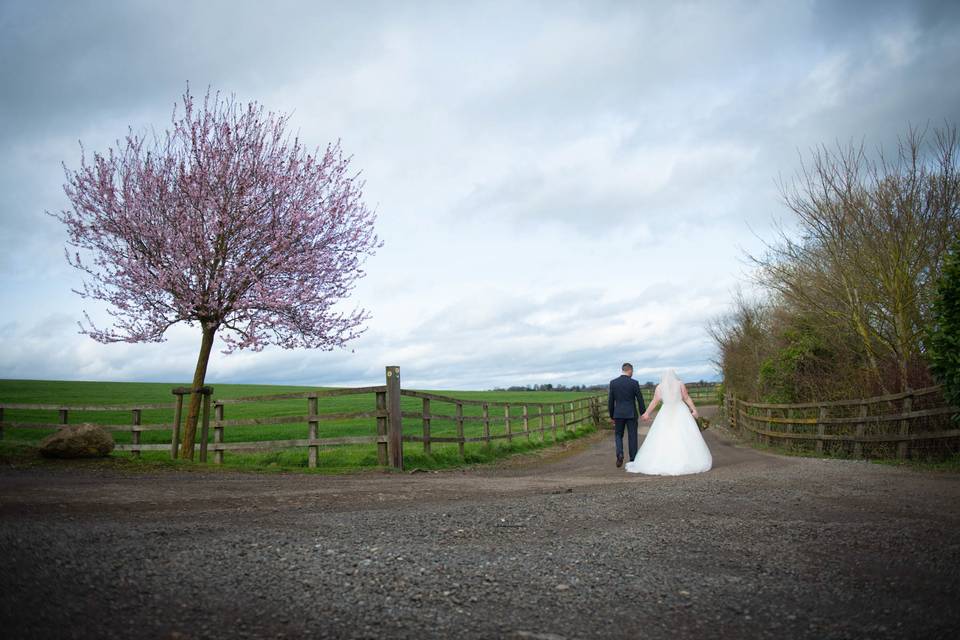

{"left": 625, "top": 369, "right": 712, "bottom": 476}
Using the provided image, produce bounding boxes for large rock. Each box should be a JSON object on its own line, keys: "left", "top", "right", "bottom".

{"left": 39, "top": 423, "right": 115, "bottom": 459}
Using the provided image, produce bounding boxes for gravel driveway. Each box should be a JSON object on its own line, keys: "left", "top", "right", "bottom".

{"left": 1, "top": 409, "right": 959, "bottom": 639}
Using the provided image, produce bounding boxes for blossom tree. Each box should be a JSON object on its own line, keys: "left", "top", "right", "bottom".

{"left": 55, "top": 88, "right": 380, "bottom": 458}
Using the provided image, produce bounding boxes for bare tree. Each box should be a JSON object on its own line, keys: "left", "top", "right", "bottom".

{"left": 707, "top": 289, "right": 771, "bottom": 399}
{"left": 750, "top": 125, "right": 960, "bottom": 394}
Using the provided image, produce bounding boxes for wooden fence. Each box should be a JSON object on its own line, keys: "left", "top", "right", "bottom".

{"left": 726, "top": 386, "right": 959, "bottom": 459}
{"left": 0, "top": 366, "right": 605, "bottom": 471}
{"left": 653, "top": 383, "right": 720, "bottom": 406}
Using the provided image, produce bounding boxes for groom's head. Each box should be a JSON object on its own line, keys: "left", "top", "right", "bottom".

{"left": 621, "top": 363, "right": 633, "bottom": 377}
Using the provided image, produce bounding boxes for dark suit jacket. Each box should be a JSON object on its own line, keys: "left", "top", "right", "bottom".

{"left": 608, "top": 375, "right": 646, "bottom": 419}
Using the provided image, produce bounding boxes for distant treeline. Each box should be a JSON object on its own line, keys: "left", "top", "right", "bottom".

{"left": 492, "top": 381, "right": 717, "bottom": 392}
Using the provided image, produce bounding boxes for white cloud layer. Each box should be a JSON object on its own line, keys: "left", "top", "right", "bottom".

{"left": 1, "top": 0, "right": 959, "bottom": 388}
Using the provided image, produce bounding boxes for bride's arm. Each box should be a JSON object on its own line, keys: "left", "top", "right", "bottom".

{"left": 641, "top": 387, "right": 661, "bottom": 421}
{"left": 681, "top": 384, "right": 699, "bottom": 418}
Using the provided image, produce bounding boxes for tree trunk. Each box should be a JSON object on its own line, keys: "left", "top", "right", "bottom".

{"left": 179, "top": 323, "right": 218, "bottom": 459}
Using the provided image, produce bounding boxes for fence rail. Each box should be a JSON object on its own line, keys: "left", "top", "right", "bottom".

{"left": 634, "top": 383, "right": 719, "bottom": 406}
{"left": 0, "top": 367, "right": 606, "bottom": 471}
{"left": 726, "top": 386, "right": 959, "bottom": 459}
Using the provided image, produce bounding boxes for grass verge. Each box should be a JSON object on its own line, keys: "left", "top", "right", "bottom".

{"left": 0, "top": 424, "right": 597, "bottom": 475}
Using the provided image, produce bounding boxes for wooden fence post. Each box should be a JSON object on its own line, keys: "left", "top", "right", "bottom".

{"left": 308, "top": 394, "right": 319, "bottom": 469}
{"left": 550, "top": 405, "right": 557, "bottom": 441}
{"left": 764, "top": 407, "right": 772, "bottom": 447}
{"left": 539, "top": 406, "right": 545, "bottom": 442}
{"left": 816, "top": 405, "right": 826, "bottom": 454}
{"left": 898, "top": 391, "right": 913, "bottom": 460}
{"left": 199, "top": 388, "right": 212, "bottom": 463}
{"left": 422, "top": 398, "right": 431, "bottom": 455}
{"left": 854, "top": 403, "right": 867, "bottom": 458}
{"left": 782, "top": 407, "right": 793, "bottom": 442}
{"left": 505, "top": 404, "right": 512, "bottom": 443}
{"left": 385, "top": 366, "right": 403, "bottom": 470}
{"left": 59, "top": 409, "right": 68, "bottom": 425}
{"left": 171, "top": 389, "right": 184, "bottom": 459}
{"left": 131, "top": 409, "right": 141, "bottom": 459}
{"left": 482, "top": 402, "right": 490, "bottom": 447}
{"left": 376, "top": 389, "right": 388, "bottom": 466}
{"left": 214, "top": 402, "right": 224, "bottom": 465}
{"left": 522, "top": 405, "right": 530, "bottom": 440}
{"left": 455, "top": 401, "right": 465, "bottom": 458}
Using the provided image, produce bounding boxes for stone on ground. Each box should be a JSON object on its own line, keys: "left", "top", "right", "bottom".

{"left": 39, "top": 423, "right": 115, "bottom": 458}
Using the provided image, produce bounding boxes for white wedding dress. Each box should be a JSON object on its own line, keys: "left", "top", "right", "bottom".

{"left": 625, "top": 370, "right": 712, "bottom": 476}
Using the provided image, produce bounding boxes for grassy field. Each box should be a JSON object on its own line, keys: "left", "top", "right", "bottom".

{"left": 0, "top": 379, "right": 604, "bottom": 473}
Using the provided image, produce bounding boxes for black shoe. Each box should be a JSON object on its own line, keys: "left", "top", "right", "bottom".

{"left": 616, "top": 455, "right": 623, "bottom": 468}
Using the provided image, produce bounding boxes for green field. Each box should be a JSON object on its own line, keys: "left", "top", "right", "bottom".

{"left": 0, "top": 379, "right": 605, "bottom": 473}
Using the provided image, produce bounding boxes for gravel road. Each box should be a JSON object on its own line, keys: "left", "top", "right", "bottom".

{"left": 2, "top": 409, "right": 959, "bottom": 639}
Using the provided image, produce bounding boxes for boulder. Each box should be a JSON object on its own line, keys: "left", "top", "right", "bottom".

{"left": 39, "top": 423, "right": 115, "bottom": 459}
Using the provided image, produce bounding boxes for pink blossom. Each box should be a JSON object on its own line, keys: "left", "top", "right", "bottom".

{"left": 54, "top": 87, "right": 381, "bottom": 355}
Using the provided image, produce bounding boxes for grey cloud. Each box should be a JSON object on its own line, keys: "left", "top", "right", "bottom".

{"left": 451, "top": 1, "right": 960, "bottom": 232}
{"left": 2, "top": 1, "right": 957, "bottom": 389}
{"left": 0, "top": 0, "right": 398, "bottom": 144}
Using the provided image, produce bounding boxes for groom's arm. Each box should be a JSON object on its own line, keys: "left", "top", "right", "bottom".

{"left": 635, "top": 382, "right": 646, "bottom": 415}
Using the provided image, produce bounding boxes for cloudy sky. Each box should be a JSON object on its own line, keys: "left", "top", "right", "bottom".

{"left": 1, "top": 0, "right": 959, "bottom": 389}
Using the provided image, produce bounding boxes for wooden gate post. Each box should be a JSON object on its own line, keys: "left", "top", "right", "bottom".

{"left": 171, "top": 388, "right": 185, "bottom": 459}
{"left": 308, "top": 394, "right": 319, "bottom": 469}
{"left": 385, "top": 366, "right": 403, "bottom": 470}
{"left": 522, "top": 405, "right": 530, "bottom": 440}
{"left": 898, "top": 391, "right": 913, "bottom": 460}
{"left": 131, "top": 409, "right": 142, "bottom": 459}
{"left": 482, "top": 402, "right": 491, "bottom": 447}
{"left": 214, "top": 402, "right": 225, "bottom": 465}
{"left": 504, "top": 404, "right": 512, "bottom": 443}
{"left": 199, "top": 388, "right": 212, "bottom": 463}
{"left": 376, "top": 389, "right": 388, "bottom": 465}
{"left": 455, "top": 401, "right": 465, "bottom": 458}
{"left": 422, "top": 398, "right": 431, "bottom": 455}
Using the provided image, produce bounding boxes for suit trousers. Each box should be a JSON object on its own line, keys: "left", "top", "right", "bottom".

{"left": 614, "top": 418, "right": 639, "bottom": 460}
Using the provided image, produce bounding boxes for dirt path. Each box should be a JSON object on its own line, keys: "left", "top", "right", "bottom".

{"left": 0, "top": 408, "right": 766, "bottom": 516}
{"left": 2, "top": 408, "right": 959, "bottom": 639}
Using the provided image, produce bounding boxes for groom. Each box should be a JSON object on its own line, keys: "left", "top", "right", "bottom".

{"left": 608, "top": 362, "right": 647, "bottom": 467}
